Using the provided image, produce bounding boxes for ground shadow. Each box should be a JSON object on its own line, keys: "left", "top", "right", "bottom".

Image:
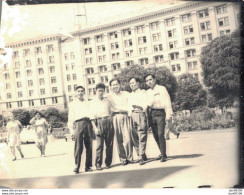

{"left": 168, "top": 154, "right": 203, "bottom": 160}
{"left": 0, "top": 166, "right": 192, "bottom": 188}
{"left": 20, "top": 153, "right": 68, "bottom": 160}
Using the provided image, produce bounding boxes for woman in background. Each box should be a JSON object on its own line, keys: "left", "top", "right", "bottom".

{"left": 30, "top": 111, "right": 49, "bottom": 157}
{"left": 6, "top": 112, "right": 24, "bottom": 161}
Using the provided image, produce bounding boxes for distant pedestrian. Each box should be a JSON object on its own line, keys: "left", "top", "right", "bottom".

{"left": 90, "top": 83, "right": 114, "bottom": 170}
{"left": 6, "top": 112, "right": 24, "bottom": 161}
{"left": 145, "top": 74, "right": 173, "bottom": 162}
{"left": 30, "top": 111, "right": 49, "bottom": 157}
{"left": 165, "top": 114, "right": 180, "bottom": 140}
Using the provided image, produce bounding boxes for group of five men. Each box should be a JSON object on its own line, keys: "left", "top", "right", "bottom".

{"left": 68, "top": 73, "right": 179, "bottom": 174}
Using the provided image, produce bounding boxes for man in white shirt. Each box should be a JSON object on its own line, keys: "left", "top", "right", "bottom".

{"left": 107, "top": 78, "right": 133, "bottom": 166}
{"left": 90, "top": 83, "right": 114, "bottom": 171}
{"left": 128, "top": 77, "right": 149, "bottom": 165}
{"left": 68, "top": 86, "right": 94, "bottom": 174}
{"left": 145, "top": 74, "right": 173, "bottom": 162}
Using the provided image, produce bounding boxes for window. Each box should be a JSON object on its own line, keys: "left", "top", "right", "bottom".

{"left": 13, "top": 51, "right": 19, "bottom": 58}
{"left": 218, "top": 17, "right": 229, "bottom": 27}
{"left": 18, "top": 92, "right": 23, "bottom": 98}
{"left": 14, "top": 61, "right": 20, "bottom": 69}
{"left": 200, "top": 21, "right": 211, "bottom": 30}
{"left": 88, "top": 78, "right": 95, "bottom": 85}
{"left": 125, "top": 60, "right": 134, "bottom": 66}
{"left": 64, "top": 53, "right": 69, "bottom": 60}
{"left": 96, "top": 35, "right": 104, "bottom": 43}
{"left": 35, "top": 47, "right": 42, "bottom": 54}
{"left": 138, "top": 36, "right": 147, "bottom": 44}
{"left": 69, "top": 96, "right": 73, "bottom": 102}
{"left": 3, "top": 63, "right": 8, "bottom": 70}
{"left": 7, "top": 93, "right": 12, "bottom": 99}
{"left": 202, "top": 34, "right": 212, "bottom": 42}
{"left": 27, "top": 70, "right": 32, "bottom": 76}
{"left": 139, "top": 58, "right": 149, "bottom": 65}
{"left": 15, "top": 71, "right": 20, "bottom": 78}
{"left": 168, "top": 29, "right": 176, "bottom": 38}
{"left": 67, "top": 74, "right": 71, "bottom": 81}
{"left": 153, "top": 44, "right": 163, "bottom": 52}
{"left": 111, "top": 42, "right": 119, "bottom": 50}
{"left": 83, "top": 38, "right": 91, "bottom": 45}
{"left": 49, "top": 56, "right": 54, "bottom": 63}
{"left": 37, "top": 58, "right": 43, "bottom": 65}
{"left": 139, "top": 47, "right": 148, "bottom": 55}
{"left": 52, "top": 97, "right": 58, "bottom": 104}
{"left": 17, "top": 81, "right": 22, "bottom": 88}
{"left": 185, "top": 37, "right": 195, "bottom": 46}
{"left": 47, "top": 45, "right": 53, "bottom": 52}
{"left": 73, "top": 84, "right": 77, "bottom": 91}
{"left": 188, "top": 61, "right": 198, "bottom": 70}
{"left": 52, "top": 87, "right": 58, "bottom": 94}
{"left": 88, "top": 88, "right": 93, "bottom": 96}
{"left": 194, "top": 73, "right": 199, "bottom": 80}
{"left": 166, "top": 17, "right": 175, "bottom": 26}
{"left": 51, "top": 77, "right": 56, "bottom": 83}
{"left": 85, "top": 48, "right": 93, "bottom": 55}
{"left": 111, "top": 52, "right": 120, "bottom": 60}
{"left": 4, "top": 73, "right": 10, "bottom": 79}
{"left": 23, "top": 49, "right": 30, "bottom": 56}
{"left": 68, "top": 85, "right": 72, "bottom": 92}
{"left": 136, "top": 25, "right": 145, "bottom": 33}
{"left": 98, "top": 55, "right": 106, "bottom": 63}
{"left": 154, "top": 55, "right": 164, "bottom": 63}
{"left": 112, "top": 63, "right": 121, "bottom": 71}
{"left": 220, "top": 30, "right": 231, "bottom": 36}
{"left": 28, "top": 80, "right": 33, "bottom": 87}
{"left": 28, "top": 100, "right": 34, "bottom": 107}
{"left": 171, "top": 64, "right": 181, "bottom": 72}
{"left": 72, "top": 74, "right": 76, "bottom": 80}
{"left": 71, "top": 63, "right": 75, "bottom": 70}
{"left": 17, "top": 101, "right": 23, "bottom": 107}
{"left": 123, "top": 29, "right": 131, "bottom": 37}
{"left": 70, "top": 52, "right": 75, "bottom": 59}
{"left": 38, "top": 68, "right": 44, "bottom": 75}
{"left": 124, "top": 39, "right": 133, "bottom": 47}
{"left": 185, "top": 49, "right": 196, "bottom": 58}
{"left": 39, "top": 78, "right": 45, "bottom": 85}
{"left": 100, "top": 76, "right": 109, "bottom": 83}
{"left": 183, "top": 25, "right": 194, "bottom": 34}
{"left": 125, "top": 50, "right": 133, "bottom": 58}
{"left": 29, "top": 90, "right": 34, "bottom": 97}
{"left": 216, "top": 4, "right": 227, "bottom": 14}
{"left": 86, "top": 68, "right": 94, "bottom": 74}
{"left": 6, "top": 102, "right": 12, "bottom": 108}
{"left": 169, "top": 52, "right": 179, "bottom": 60}
{"left": 40, "top": 89, "right": 45, "bottom": 95}
{"left": 85, "top": 57, "right": 93, "bottom": 65}
{"left": 182, "top": 13, "right": 191, "bottom": 22}
{"left": 169, "top": 41, "right": 178, "bottom": 49}
{"left": 50, "top": 66, "right": 55, "bottom": 73}
{"left": 198, "top": 9, "right": 209, "bottom": 18}
{"left": 40, "top": 98, "right": 46, "bottom": 105}
{"left": 6, "top": 83, "right": 11, "bottom": 89}
{"left": 99, "top": 65, "right": 107, "bottom": 73}
{"left": 150, "top": 21, "right": 159, "bottom": 30}
{"left": 97, "top": 45, "right": 106, "bottom": 53}
{"left": 152, "top": 33, "right": 161, "bottom": 41}
{"left": 105, "top": 86, "right": 109, "bottom": 93}
{"left": 65, "top": 64, "right": 69, "bottom": 71}
{"left": 109, "top": 32, "right": 118, "bottom": 40}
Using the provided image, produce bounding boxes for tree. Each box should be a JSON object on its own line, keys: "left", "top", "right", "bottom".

{"left": 200, "top": 30, "right": 240, "bottom": 111}
{"left": 116, "top": 64, "right": 178, "bottom": 101}
{"left": 12, "top": 109, "right": 30, "bottom": 126}
{"left": 173, "top": 74, "right": 207, "bottom": 113}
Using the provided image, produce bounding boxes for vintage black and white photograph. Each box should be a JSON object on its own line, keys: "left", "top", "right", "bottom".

{"left": 0, "top": 0, "right": 241, "bottom": 189}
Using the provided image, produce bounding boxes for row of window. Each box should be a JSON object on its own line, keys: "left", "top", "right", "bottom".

{"left": 13, "top": 45, "right": 55, "bottom": 58}
{"left": 88, "top": 86, "right": 109, "bottom": 96}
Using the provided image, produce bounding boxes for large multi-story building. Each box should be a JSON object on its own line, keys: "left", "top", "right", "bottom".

{"left": 0, "top": 1, "right": 240, "bottom": 112}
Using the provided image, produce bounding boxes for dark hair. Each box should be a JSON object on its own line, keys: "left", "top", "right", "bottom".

{"left": 96, "top": 83, "right": 106, "bottom": 90}
{"left": 129, "top": 77, "right": 141, "bottom": 83}
{"left": 144, "top": 73, "right": 156, "bottom": 80}
{"left": 34, "top": 111, "right": 44, "bottom": 117}
{"left": 109, "top": 78, "right": 121, "bottom": 86}
{"left": 75, "top": 85, "right": 85, "bottom": 92}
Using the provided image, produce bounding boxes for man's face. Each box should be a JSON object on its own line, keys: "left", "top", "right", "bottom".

{"left": 145, "top": 75, "right": 156, "bottom": 89}
{"left": 111, "top": 80, "right": 121, "bottom": 94}
{"left": 96, "top": 88, "right": 105, "bottom": 98}
{"left": 129, "top": 78, "right": 140, "bottom": 92}
{"left": 75, "top": 88, "right": 85, "bottom": 99}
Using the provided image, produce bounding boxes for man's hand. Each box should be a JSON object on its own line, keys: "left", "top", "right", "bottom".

{"left": 94, "top": 127, "right": 101, "bottom": 136}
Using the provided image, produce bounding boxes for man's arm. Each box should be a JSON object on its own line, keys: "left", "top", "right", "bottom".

{"left": 67, "top": 102, "right": 75, "bottom": 135}
{"left": 162, "top": 86, "right": 173, "bottom": 121}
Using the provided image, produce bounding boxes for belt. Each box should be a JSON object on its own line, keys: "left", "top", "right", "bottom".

{"left": 132, "top": 110, "right": 145, "bottom": 113}
{"left": 75, "top": 117, "right": 90, "bottom": 122}
{"left": 113, "top": 112, "right": 128, "bottom": 115}
{"left": 151, "top": 108, "right": 165, "bottom": 111}
{"left": 96, "top": 116, "right": 111, "bottom": 120}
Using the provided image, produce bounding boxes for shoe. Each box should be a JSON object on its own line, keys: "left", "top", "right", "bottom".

{"left": 12, "top": 157, "right": 16, "bottom": 161}
{"left": 85, "top": 167, "right": 93, "bottom": 172}
{"left": 105, "top": 165, "right": 111, "bottom": 169}
{"left": 21, "top": 154, "right": 24, "bottom": 158}
{"left": 96, "top": 166, "right": 103, "bottom": 171}
{"left": 166, "top": 138, "right": 170, "bottom": 140}
{"left": 127, "top": 160, "right": 134, "bottom": 164}
{"left": 160, "top": 157, "right": 167, "bottom": 162}
{"left": 155, "top": 155, "right": 162, "bottom": 160}
{"left": 142, "top": 154, "right": 148, "bottom": 161}
{"left": 139, "top": 159, "right": 145, "bottom": 165}
{"left": 177, "top": 133, "right": 180, "bottom": 139}
{"left": 122, "top": 161, "right": 128, "bottom": 166}
{"left": 73, "top": 168, "right": 79, "bottom": 174}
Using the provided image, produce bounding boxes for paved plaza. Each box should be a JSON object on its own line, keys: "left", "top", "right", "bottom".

{"left": 0, "top": 128, "right": 239, "bottom": 189}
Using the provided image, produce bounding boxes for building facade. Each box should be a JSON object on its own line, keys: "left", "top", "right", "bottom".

{"left": 0, "top": 1, "right": 240, "bottom": 112}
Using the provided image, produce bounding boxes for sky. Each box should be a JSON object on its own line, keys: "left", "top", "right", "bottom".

{"left": 1, "top": 0, "right": 186, "bottom": 45}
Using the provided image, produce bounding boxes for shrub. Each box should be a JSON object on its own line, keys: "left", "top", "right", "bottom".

{"left": 12, "top": 109, "right": 30, "bottom": 126}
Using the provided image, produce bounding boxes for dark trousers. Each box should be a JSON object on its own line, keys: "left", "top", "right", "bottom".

{"left": 131, "top": 112, "right": 147, "bottom": 159}
{"left": 95, "top": 118, "right": 114, "bottom": 167}
{"left": 150, "top": 109, "right": 167, "bottom": 158}
{"left": 74, "top": 119, "right": 93, "bottom": 170}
